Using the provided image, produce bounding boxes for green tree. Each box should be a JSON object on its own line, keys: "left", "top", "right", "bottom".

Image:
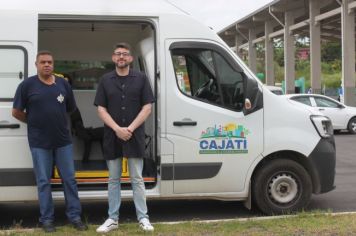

{"left": 321, "top": 41, "right": 341, "bottom": 62}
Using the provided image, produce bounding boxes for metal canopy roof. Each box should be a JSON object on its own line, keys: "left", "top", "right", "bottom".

{"left": 218, "top": 0, "right": 348, "bottom": 47}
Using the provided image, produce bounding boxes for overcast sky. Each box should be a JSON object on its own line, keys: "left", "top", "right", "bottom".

{"left": 167, "top": 0, "right": 274, "bottom": 32}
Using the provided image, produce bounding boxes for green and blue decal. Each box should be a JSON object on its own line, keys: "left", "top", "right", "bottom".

{"left": 199, "top": 123, "right": 249, "bottom": 154}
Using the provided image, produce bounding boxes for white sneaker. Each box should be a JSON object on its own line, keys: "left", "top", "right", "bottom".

{"left": 96, "top": 218, "right": 118, "bottom": 233}
{"left": 139, "top": 218, "right": 154, "bottom": 231}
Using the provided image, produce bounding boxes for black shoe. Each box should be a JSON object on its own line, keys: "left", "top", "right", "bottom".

{"left": 72, "top": 220, "right": 88, "bottom": 231}
{"left": 42, "top": 222, "right": 56, "bottom": 233}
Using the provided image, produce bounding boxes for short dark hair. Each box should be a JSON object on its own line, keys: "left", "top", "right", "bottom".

{"left": 114, "top": 42, "right": 132, "bottom": 52}
{"left": 36, "top": 50, "right": 53, "bottom": 61}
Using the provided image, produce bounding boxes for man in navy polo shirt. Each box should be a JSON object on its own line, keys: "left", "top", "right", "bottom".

{"left": 95, "top": 42, "right": 155, "bottom": 233}
{"left": 12, "top": 51, "right": 87, "bottom": 233}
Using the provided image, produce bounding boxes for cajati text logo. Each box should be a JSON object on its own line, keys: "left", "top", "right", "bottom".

{"left": 199, "top": 123, "right": 249, "bottom": 154}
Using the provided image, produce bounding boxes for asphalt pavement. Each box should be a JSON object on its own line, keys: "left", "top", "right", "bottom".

{"left": 0, "top": 133, "right": 355, "bottom": 228}
{"left": 308, "top": 132, "right": 356, "bottom": 212}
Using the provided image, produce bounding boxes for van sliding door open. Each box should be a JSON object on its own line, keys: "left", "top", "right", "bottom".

{"left": 38, "top": 17, "right": 158, "bottom": 190}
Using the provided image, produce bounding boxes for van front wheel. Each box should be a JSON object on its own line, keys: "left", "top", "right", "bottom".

{"left": 252, "top": 159, "right": 312, "bottom": 215}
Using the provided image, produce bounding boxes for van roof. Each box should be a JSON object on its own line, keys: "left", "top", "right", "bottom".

{"left": 1, "top": 0, "right": 224, "bottom": 47}
{"left": 1, "top": 0, "right": 185, "bottom": 16}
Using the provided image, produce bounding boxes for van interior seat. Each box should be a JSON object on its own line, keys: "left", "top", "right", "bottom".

{"left": 73, "top": 90, "right": 104, "bottom": 162}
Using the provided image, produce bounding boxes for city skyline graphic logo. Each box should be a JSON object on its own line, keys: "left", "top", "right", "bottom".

{"left": 199, "top": 123, "right": 249, "bottom": 154}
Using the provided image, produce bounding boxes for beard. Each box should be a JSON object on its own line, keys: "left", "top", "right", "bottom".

{"left": 116, "top": 61, "right": 130, "bottom": 69}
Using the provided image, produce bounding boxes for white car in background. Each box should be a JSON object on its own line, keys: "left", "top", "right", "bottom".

{"left": 284, "top": 94, "right": 356, "bottom": 134}
{"left": 266, "top": 85, "right": 283, "bottom": 95}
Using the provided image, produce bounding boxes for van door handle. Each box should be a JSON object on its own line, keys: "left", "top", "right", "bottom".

{"left": 318, "top": 108, "right": 325, "bottom": 111}
{"left": 173, "top": 120, "right": 197, "bottom": 126}
{"left": 0, "top": 124, "right": 20, "bottom": 129}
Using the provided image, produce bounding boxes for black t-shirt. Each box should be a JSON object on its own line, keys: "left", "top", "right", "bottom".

{"left": 94, "top": 70, "right": 154, "bottom": 160}
{"left": 13, "top": 75, "right": 76, "bottom": 148}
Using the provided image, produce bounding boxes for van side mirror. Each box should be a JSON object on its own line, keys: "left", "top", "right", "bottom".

{"left": 243, "top": 76, "right": 263, "bottom": 115}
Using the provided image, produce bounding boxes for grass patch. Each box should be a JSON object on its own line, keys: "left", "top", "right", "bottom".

{"left": 2, "top": 212, "right": 356, "bottom": 236}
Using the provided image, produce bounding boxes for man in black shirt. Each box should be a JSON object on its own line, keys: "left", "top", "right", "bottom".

{"left": 12, "top": 51, "right": 87, "bottom": 233}
{"left": 95, "top": 42, "right": 155, "bottom": 233}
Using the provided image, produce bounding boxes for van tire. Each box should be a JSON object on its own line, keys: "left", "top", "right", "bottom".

{"left": 347, "top": 117, "right": 356, "bottom": 134}
{"left": 252, "top": 159, "right": 312, "bottom": 215}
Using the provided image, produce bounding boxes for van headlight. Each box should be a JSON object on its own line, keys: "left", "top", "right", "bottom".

{"left": 310, "top": 115, "right": 333, "bottom": 138}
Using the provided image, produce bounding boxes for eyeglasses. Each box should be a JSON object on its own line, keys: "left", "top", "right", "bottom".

{"left": 113, "top": 52, "right": 130, "bottom": 57}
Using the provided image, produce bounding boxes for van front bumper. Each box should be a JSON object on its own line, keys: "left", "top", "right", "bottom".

{"left": 308, "top": 136, "right": 336, "bottom": 194}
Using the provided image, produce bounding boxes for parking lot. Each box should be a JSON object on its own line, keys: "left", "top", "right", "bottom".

{"left": 308, "top": 132, "right": 356, "bottom": 212}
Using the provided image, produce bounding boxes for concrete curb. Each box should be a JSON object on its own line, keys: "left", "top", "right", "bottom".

{"left": 157, "top": 211, "right": 356, "bottom": 225}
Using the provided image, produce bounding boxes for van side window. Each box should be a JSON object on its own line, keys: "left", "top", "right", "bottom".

{"left": 171, "top": 48, "right": 244, "bottom": 111}
{"left": 172, "top": 50, "right": 221, "bottom": 104}
{"left": 213, "top": 52, "right": 244, "bottom": 110}
{"left": 0, "top": 47, "right": 27, "bottom": 99}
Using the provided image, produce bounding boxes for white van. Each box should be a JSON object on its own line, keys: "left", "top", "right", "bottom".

{"left": 0, "top": 0, "right": 335, "bottom": 215}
